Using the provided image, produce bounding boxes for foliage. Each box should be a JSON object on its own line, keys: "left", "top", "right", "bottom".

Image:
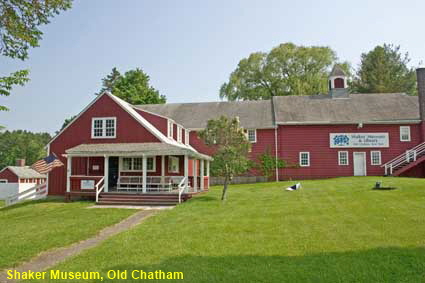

{"left": 0, "top": 130, "right": 51, "bottom": 168}
{"left": 34, "top": 177, "right": 425, "bottom": 283}
{"left": 56, "top": 115, "right": 76, "bottom": 134}
{"left": 220, "top": 42, "right": 350, "bottom": 100}
{"left": 199, "top": 116, "right": 251, "bottom": 200}
{"left": 256, "top": 148, "right": 287, "bottom": 180}
{"left": 96, "top": 68, "right": 166, "bottom": 105}
{"left": 0, "top": 200, "right": 134, "bottom": 269}
{"left": 0, "top": 0, "right": 72, "bottom": 111}
{"left": 351, "top": 44, "right": 417, "bottom": 95}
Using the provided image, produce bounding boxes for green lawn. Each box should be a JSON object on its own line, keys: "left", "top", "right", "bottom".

{"left": 0, "top": 200, "right": 4, "bottom": 207}
{"left": 0, "top": 199, "right": 135, "bottom": 269}
{"left": 28, "top": 177, "right": 425, "bottom": 282}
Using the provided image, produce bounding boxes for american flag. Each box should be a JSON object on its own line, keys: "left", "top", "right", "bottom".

{"left": 31, "top": 154, "right": 64, "bottom": 174}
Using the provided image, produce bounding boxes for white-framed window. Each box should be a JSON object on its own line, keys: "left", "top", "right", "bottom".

{"left": 400, "top": 126, "right": 411, "bottom": 142}
{"left": 371, "top": 151, "right": 382, "bottom": 165}
{"left": 338, "top": 151, "right": 349, "bottom": 166}
{"left": 167, "top": 120, "right": 174, "bottom": 139}
{"left": 177, "top": 126, "right": 183, "bottom": 143}
{"left": 185, "top": 130, "right": 190, "bottom": 145}
{"left": 246, "top": 129, "right": 257, "bottom": 143}
{"left": 0, "top": 179, "right": 7, "bottom": 183}
{"left": 121, "top": 157, "right": 155, "bottom": 172}
{"left": 92, "top": 117, "right": 116, "bottom": 138}
{"left": 168, "top": 156, "right": 179, "bottom": 173}
{"left": 299, "top": 152, "right": 310, "bottom": 167}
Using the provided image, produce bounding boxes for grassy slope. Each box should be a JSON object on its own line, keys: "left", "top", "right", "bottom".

{"left": 0, "top": 200, "right": 135, "bottom": 269}
{"left": 0, "top": 200, "right": 4, "bottom": 207}
{"left": 33, "top": 177, "right": 425, "bottom": 282}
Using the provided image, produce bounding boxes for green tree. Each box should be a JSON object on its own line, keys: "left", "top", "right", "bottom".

{"left": 0, "top": 0, "right": 72, "bottom": 111}
{"left": 56, "top": 115, "right": 76, "bottom": 134}
{"left": 256, "top": 148, "right": 287, "bottom": 181}
{"left": 220, "top": 43, "right": 348, "bottom": 100}
{"left": 96, "top": 68, "right": 166, "bottom": 104}
{"left": 351, "top": 44, "right": 417, "bottom": 95}
{"left": 0, "top": 130, "right": 52, "bottom": 168}
{"left": 199, "top": 116, "right": 251, "bottom": 200}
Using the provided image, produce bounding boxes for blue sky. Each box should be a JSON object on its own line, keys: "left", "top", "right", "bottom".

{"left": 1, "top": 0, "right": 425, "bottom": 134}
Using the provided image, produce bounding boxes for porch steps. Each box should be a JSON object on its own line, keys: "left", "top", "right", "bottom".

{"left": 97, "top": 193, "right": 192, "bottom": 206}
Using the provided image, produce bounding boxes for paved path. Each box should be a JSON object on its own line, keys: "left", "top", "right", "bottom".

{"left": 0, "top": 210, "right": 156, "bottom": 283}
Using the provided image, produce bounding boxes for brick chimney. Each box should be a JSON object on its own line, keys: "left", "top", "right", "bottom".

{"left": 417, "top": 68, "right": 425, "bottom": 142}
{"left": 16, "top": 159, "right": 25, "bottom": 167}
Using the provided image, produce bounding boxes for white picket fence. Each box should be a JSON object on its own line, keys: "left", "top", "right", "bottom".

{"left": 4, "top": 182, "right": 48, "bottom": 207}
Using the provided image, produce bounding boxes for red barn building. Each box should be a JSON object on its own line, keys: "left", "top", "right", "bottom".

{"left": 46, "top": 67, "right": 425, "bottom": 203}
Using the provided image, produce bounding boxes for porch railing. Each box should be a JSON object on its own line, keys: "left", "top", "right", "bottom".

{"left": 382, "top": 142, "right": 425, "bottom": 175}
{"left": 178, "top": 177, "right": 187, "bottom": 203}
{"left": 117, "top": 176, "right": 184, "bottom": 192}
{"left": 5, "top": 182, "right": 48, "bottom": 207}
{"left": 95, "top": 177, "right": 105, "bottom": 203}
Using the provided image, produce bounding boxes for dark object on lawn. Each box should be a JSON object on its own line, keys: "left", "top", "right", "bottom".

{"left": 375, "top": 181, "right": 382, "bottom": 189}
{"left": 286, "top": 183, "right": 301, "bottom": 191}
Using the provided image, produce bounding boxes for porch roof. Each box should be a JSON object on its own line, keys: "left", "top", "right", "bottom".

{"left": 65, "top": 143, "right": 213, "bottom": 160}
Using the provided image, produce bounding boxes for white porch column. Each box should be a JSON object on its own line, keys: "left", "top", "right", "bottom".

{"left": 184, "top": 155, "right": 189, "bottom": 192}
{"left": 193, "top": 159, "right": 198, "bottom": 192}
{"left": 161, "top": 155, "right": 165, "bottom": 183}
{"left": 200, "top": 159, "right": 205, "bottom": 191}
{"left": 66, "top": 156, "right": 72, "bottom": 193}
{"left": 206, "top": 160, "right": 210, "bottom": 188}
{"left": 142, "top": 156, "right": 147, "bottom": 193}
{"left": 104, "top": 156, "right": 109, "bottom": 192}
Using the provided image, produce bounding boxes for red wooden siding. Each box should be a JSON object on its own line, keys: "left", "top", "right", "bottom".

{"left": 277, "top": 124, "right": 422, "bottom": 180}
{"left": 49, "top": 94, "right": 161, "bottom": 195}
{"left": 0, "top": 168, "right": 18, "bottom": 183}
{"left": 135, "top": 109, "right": 168, "bottom": 136}
{"left": 334, "top": 78, "right": 345, "bottom": 88}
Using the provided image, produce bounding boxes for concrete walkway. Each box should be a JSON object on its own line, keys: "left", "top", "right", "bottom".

{"left": 0, "top": 210, "right": 156, "bottom": 283}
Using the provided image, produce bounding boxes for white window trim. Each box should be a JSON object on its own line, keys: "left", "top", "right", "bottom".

{"left": 91, "top": 117, "right": 117, "bottom": 139}
{"left": 400, "top": 126, "right": 411, "bottom": 142}
{"left": 167, "top": 120, "right": 174, "bottom": 139}
{"left": 246, "top": 129, "right": 257, "bottom": 143}
{"left": 338, "top": 151, "right": 349, "bottom": 166}
{"left": 299, "top": 152, "right": 310, "bottom": 167}
{"left": 177, "top": 126, "right": 183, "bottom": 143}
{"left": 168, "top": 156, "right": 180, "bottom": 173}
{"left": 371, "top": 151, "right": 382, "bottom": 166}
{"left": 120, "top": 157, "right": 156, "bottom": 172}
{"left": 0, "top": 179, "right": 7, "bottom": 183}
{"left": 185, "top": 130, "right": 190, "bottom": 145}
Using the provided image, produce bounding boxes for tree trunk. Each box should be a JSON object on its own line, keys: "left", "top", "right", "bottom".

{"left": 221, "top": 174, "right": 229, "bottom": 201}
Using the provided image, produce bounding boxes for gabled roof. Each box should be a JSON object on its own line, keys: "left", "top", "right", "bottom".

{"left": 136, "top": 100, "right": 275, "bottom": 130}
{"left": 48, "top": 92, "right": 198, "bottom": 152}
{"left": 3, "top": 166, "right": 46, "bottom": 178}
{"left": 273, "top": 93, "right": 420, "bottom": 124}
{"left": 330, "top": 65, "right": 346, "bottom": 77}
{"left": 66, "top": 143, "right": 212, "bottom": 160}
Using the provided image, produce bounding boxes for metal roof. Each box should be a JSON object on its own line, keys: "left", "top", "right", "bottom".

{"left": 6, "top": 166, "right": 46, "bottom": 178}
{"left": 66, "top": 143, "right": 212, "bottom": 160}
{"left": 272, "top": 93, "right": 419, "bottom": 124}
{"left": 136, "top": 100, "right": 275, "bottom": 130}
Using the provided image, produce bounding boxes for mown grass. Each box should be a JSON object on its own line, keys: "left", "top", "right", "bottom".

{"left": 0, "top": 200, "right": 4, "bottom": 207}
{"left": 0, "top": 199, "right": 135, "bottom": 269}
{"left": 29, "top": 177, "right": 425, "bottom": 282}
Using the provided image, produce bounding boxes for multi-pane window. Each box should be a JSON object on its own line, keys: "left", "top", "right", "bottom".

{"left": 247, "top": 129, "right": 257, "bottom": 143}
{"left": 168, "top": 156, "right": 179, "bottom": 173}
{"left": 92, "top": 117, "right": 116, "bottom": 138}
{"left": 0, "top": 179, "right": 7, "bottom": 183}
{"left": 338, "top": 151, "right": 349, "bottom": 165}
{"left": 299, "top": 152, "right": 310, "bottom": 167}
{"left": 167, "top": 120, "right": 174, "bottom": 139}
{"left": 122, "top": 157, "right": 155, "bottom": 171}
{"left": 371, "top": 151, "right": 382, "bottom": 165}
{"left": 400, "top": 126, "right": 411, "bottom": 142}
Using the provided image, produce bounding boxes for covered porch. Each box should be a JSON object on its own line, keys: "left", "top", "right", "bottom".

{"left": 64, "top": 143, "right": 212, "bottom": 201}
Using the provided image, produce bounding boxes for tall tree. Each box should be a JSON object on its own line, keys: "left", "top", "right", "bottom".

{"left": 220, "top": 43, "right": 347, "bottom": 100}
{"left": 351, "top": 44, "right": 417, "bottom": 95}
{"left": 0, "top": 0, "right": 72, "bottom": 111}
{"left": 96, "top": 68, "right": 166, "bottom": 105}
{"left": 199, "top": 116, "right": 251, "bottom": 200}
{"left": 0, "top": 130, "right": 52, "bottom": 168}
